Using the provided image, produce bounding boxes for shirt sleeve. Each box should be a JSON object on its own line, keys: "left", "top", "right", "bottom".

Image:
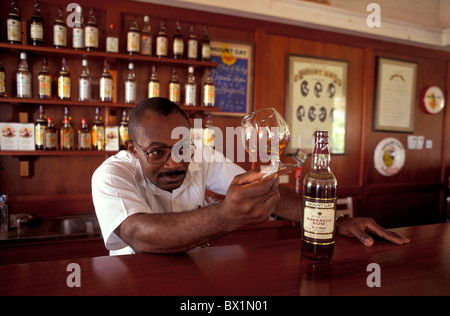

{"left": 91, "top": 157, "right": 151, "bottom": 251}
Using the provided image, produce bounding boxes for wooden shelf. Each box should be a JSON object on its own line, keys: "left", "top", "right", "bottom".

{"left": 0, "top": 43, "right": 219, "bottom": 68}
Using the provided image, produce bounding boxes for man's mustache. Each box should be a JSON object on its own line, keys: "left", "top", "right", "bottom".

{"left": 159, "top": 170, "right": 186, "bottom": 177}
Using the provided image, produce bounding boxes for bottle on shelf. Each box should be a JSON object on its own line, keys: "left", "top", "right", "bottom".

{"left": 187, "top": 25, "right": 198, "bottom": 60}
{"left": 60, "top": 116, "right": 74, "bottom": 150}
{"left": 38, "top": 57, "right": 52, "bottom": 99}
{"left": 85, "top": 8, "right": 99, "bottom": 51}
{"left": 148, "top": 65, "right": 160, "bottom": 98}
{"left": 140, "top": 16, "right": 152, "bottom": 56}
{"left": 7, "top": 0, "right": 22, "bottom": 44}
{"left": 203, "top": 113, "right": 215, "bottom": 147}
{"left": 0, "top": 62, "right": 6, "bottom": 98}
{"left": 156, "top": 20, "right": 168, "bottom": 58}
{"left": 53, "top": 7, "right": 67, "bottom": 48}
{"left": 203, "top": 70, "right": 215, "bottom": 107}
{"left": 125, "top": 62, "right": 136, "bottom": 104}
{"left": 106, "top": 23, "right": 119, "bottom": 53}
{"left": 91, "top": 107, "right": 105, "bottom": 151}
{"left": 173, "top": 21, "right": 184, "bottom": 59}
{"left": 72, "top": 5, "right": 84, "bottom": 50}
{"left": 119, "top": 109, "right": 130, "bottom": 150}
{"left": 30, "top": 1, "right": 44, "bottom": 46}
{"left": 57, "top": 57, "right": 71, "bottom": 100}
{"left": 78, "top": 118, "right": 91, "bottom": 150}
{"left": 127, "top": 15, "right": 140, "bottom": 55}
{"left": 201, "top": 26, "right": 211, "bottom": 61}
{"left": 44, "top": 117, "right": 57, "bottom": 150}
{"left": 78, "top": 59, "right": 91, "bottom": 101}
{"left": 169, "top": 68, "right": 181, "bottom": 105}
{"left": 184, "top": 66, "right": 196, "bottom": 106}
{"left": 100, "top": 60, "right": 113, "bottom": 102}
{"left": 301, "top": 131, "right": 338, "bottom": 260}
{"left": 35, "top": 105, "right": 47, "bottom": 150}
{"left": 16, "top": 52, "right": 32, "bottom": 99}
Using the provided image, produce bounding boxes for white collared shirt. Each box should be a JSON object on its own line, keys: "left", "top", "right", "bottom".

{"left": 91, "top": 149, "right": 244, "bottom": 255}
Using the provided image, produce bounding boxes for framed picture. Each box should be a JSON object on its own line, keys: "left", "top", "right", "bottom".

{"left": 286, "top": 55, "right": 348, "bottom": 154}
{"left": 210, "top": 41, "right": 253, "bottom": 116}
{"left": 374, "top": 57, "right": 418, "bottom": 132}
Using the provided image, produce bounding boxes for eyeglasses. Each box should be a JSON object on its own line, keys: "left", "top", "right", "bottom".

{"left": 132, "top": 139, "right": 196, "bottom": 165}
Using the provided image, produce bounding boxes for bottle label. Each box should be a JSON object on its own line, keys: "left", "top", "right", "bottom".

{"left": 185, "top": 84, "right": 196, "bottom": 106}
{"left": 35, "top": 125, "right": 45, "bottom": 146}
{"left": 173, "top": 38, "right": 184, "bottom": 55}
{"left": 127, "top": 31, "right": 140, "bottom": 53}
{"left": 0, "top": 72, "right": 5, "bottom": 94}
{"left": 58, "top": 77, "right": 71, "bottom": 99}
{"left": 125, "top": 81, "right": 136, "bottom": 103}
{"left": 73, "top": 27, "right": 85, "bottom": 49}
{"left": 100, "top": 78, "right": 113, "bottom": 99}
{"left": 54, "top": 25, "right": 67, "bottom": 46}
{"left": 202, "top": 44, "right": 211, "bottom": 59}
{"left": 188, "top": 40, "right": 198, "bottom": 59}
{"left": 106, "top": 37, "right": 119, "bottom": 53}
{"left": 7, "top": 19, "right": 21, "bottom": 42}
{"left": 119, "top": 126, "right": 129, "bottom": 146}
{"left": 79, "top": 78, "right": 91, "bottom": 101}
{"left": 38, "top": 75, "right": 52, "bottom": 97}
{"left": 169, "top": 83, "right": 180, "bottom": 103}
{"left": 156, "top": 37, "right": 168, "bottom": 56}
{"left": 302, "top": 196, "right": 336, "bottom": 241}
{"left": 79, "top": 132, "right": 91, "bottom": 149}
{"left": 203, "top": 85, "right": 215, "bottom": 105}
{"left": 85, "top": 26, "right": 99, "bottom": 48}
{"left": 62, "top": 130, "right": 74, "bottom": 149}
{"left": 17, "top": 73, "right": 31, "bottom": 98}
{"left": 45, "top": 131, "right": 57, "bottom": 149}
{"left": 148, "top": 82, "right": 160, "bottom": 98}
{"left": 31, "top": 23, "right": 44, "bottom": 41}
{"left": 92, "top": 126, "right": 105, "bottom": 149}
{"left": 141, "top": 36, "right": 152, "bottom": 55}
{"left": 203, "top": 128, "right": 215, "bottom": 147}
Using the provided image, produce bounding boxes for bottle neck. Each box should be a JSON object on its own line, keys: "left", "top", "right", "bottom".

{"left": 312, "top": 142, "right": 330, "bottom": 171}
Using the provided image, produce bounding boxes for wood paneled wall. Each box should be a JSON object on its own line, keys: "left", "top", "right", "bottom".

{"left": 0, "top": 0, "right": 448, "bottom": 227}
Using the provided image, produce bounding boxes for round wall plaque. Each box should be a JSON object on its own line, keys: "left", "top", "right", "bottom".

{"left": 421, "top": 86, "right": 445, "bottom": 114}
{"left": 374, "top": 137, "right": 405, "bottom": 176}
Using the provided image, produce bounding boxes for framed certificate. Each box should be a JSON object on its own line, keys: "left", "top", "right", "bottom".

{"left": 374, "top": 58, "right": 417, "bottom": 132}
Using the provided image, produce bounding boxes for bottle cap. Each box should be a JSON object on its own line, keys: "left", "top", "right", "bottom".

{"left": 315, "top": 131, "right": 329, "bottom": 144}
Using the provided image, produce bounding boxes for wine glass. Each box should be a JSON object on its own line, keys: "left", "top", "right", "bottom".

{"left": 241, "top": 108, "right": 297, "bottom": 177}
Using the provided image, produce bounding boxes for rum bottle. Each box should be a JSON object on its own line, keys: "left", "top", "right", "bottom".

{"left": 99, "top": 60, "right": 113, "bottom": 102}
{"left": 78, "top": 118, "right": 91, "bottom": 150}
{"left": 35, "top": 105, "right": 46, "bottom": 150}
{"left": 72, "top": 5, "right": 84, "bottom": 50}
{"left": 148, "top": 65, "right": 160, "bottom": 98}
{"left": 203, "top": 70, "right": 215, "bottom": 106}
{"left": 187, "top": 25, "right": 198, "bottom": 60}
{"left": 78, "top": 59, "right": 91, "bottom": 101}
{"left": 7, "top": 0, "right": 22, "bottom": 44}
{"left": 38, "top": 58, "right": 52, "bottom": 99}
{"left": 140, "top": 16, "right": 152, "bottom": 56}
{"left": 124, "top": 62, "right": 136, "bottom": 104}
{"left": 30, "top": 1, "right": 44, "bottom": 46}
{"left": 85, "top": 8, "right": 99, "bottom": 51}
{"left": 91, "top": 107, "right": 104, "bottom": 151}
{"left": 57, "top": 58, "right": 71, "bottom": 100}
{"left": 301, "top": 131, "right": 337, "bottom": 260}
{"left": 60, "top": 116, "right": 74, "bottom": 150}
{"left": 156, "top": 20, "right": 168, "bottom": 58}
{"left": 16, "top": 52, "right": 32, "bottom": 99}
{"left": 119, "top": 110, "right": 129, "bottom": 150}
{"left": 53, "top": 7, "right": 67, "bottom": 48}
{"left": 173, "top": 21, "right": 184, "bottom": 59}
{"left": 44, "top": 117, "right": 57, "bottom": 150}
{"left": 169, "top": 68, "right": 180, "bottom": 105}
{"left": 0, "top": 62, "right": 6, "bottom": 98}
{"left": 127, "top": 15, "right": 140, "bottom": 55}
{"left": 184, "top": 66, "right": 196, "bottom": 106}
{"left": 106, "top": 23, "right": 119, "bottom": 53}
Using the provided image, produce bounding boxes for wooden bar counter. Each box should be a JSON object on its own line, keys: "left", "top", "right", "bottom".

{"left": 0, "top": 222, "right": 449, "bottom": 296}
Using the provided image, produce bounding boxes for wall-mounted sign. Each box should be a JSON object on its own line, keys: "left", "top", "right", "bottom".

{"left": 373, "top": 137, "right": 405, "bottom": 177}
{"left": 421, "top": 86, "right": 445, "bottom": 115}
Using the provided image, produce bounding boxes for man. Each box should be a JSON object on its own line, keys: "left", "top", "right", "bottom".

{"left": 92, "top": 97, "right": 409, "bottom": 256}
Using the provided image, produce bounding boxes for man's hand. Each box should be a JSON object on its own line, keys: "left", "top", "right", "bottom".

{"left": 219, "top": 170, "right": 280, "bottom": 231}
{"left": 337, "top": 217, "right": 410, "bottom": 246}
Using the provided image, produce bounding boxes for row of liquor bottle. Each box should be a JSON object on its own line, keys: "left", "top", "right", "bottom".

{"left": 5, "top": 1, "right": 212, "bottom": 60}
{"left": 0, "top": 53, "right": 216, "bottom": 106}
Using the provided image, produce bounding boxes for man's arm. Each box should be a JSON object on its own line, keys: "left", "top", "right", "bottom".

{"left": 116, "top": 170, "right": 280, "bottom": 254}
